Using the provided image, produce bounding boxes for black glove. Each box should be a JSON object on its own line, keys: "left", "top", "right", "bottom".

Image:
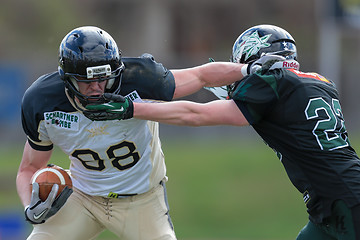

{"left": 84, "top": 93, "right": 134, "bottom": 121}
{"left": 25, "top": 183, "right": 73, "bottom": 224}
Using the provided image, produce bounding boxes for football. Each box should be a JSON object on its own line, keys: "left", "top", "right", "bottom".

{"left": 30, "top": 165, "right": 72, "bottom": 201}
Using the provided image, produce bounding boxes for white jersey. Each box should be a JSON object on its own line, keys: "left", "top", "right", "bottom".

{"left": 21, "top": 56, "right": 175, "bottom": 197}
{"left": 39, "top": 96, "right": 164, "bottom": 196}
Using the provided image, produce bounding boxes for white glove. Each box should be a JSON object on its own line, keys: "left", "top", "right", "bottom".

{"left": 251, "top": 54, "right": 287, "bottom": 74}
{"left": 242, "top": 54, "right": 287, "bottom": 76}
{"left": 25, "top": 182, "right": 73, "bottom": 224}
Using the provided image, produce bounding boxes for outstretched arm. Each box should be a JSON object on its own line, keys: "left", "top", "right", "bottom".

{"left": 133, "top": 99, "right": 249, "bottom": 127}
{"left": 171, "top": 54, "right": 288, "bottom": 99}
{"left": 171, "top": 62, "right": 246, "bottom": 99}
{"left": 85, "top": 94, "right": 249, "bottom": 126}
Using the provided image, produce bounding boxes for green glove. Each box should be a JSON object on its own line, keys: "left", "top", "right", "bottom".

{"left": 84, "top": 93, "right": 134, "bottom": 121}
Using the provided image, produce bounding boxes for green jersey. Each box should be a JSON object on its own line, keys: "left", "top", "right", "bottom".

{"left": 231, "top": 68, "right": 360, "bottom": 223}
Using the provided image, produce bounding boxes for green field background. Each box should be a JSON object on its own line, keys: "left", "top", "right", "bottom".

{"left": 1, "top": 133, "right": 360, "bottom": 240}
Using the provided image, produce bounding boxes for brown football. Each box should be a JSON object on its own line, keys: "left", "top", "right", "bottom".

{"left": 30, "top": 165, "right": 72, "bottom": 201}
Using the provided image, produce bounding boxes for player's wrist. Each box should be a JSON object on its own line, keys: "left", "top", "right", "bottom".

{"left": 24, "top": 210, "right": 43, "bottom": 225}
{"left": 122, "top": 99, "right": 134, "bottom": 119}
{"left": 24, "top": 206, "right": 39, "bottom": 224}
{"left": 241, "top": 64, "right": 249, "bottom": 77}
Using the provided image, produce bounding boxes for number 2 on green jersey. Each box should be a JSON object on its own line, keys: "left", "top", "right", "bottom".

{"left": 305, "top": 97, "right": 349, "bottom": 151}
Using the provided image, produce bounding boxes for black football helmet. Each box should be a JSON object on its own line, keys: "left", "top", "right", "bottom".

{"left": 58, "top": 26, "right": 124, "bottom": 110}
{"left": 231, "top": 24, "right": 297, "bottom": 64}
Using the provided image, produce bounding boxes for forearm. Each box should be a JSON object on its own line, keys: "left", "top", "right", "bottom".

{"left": 133, "top": 100, "right": 248, "bottom": 127}
{"left": 16, "top": 168, "right": 37, "bottom": 207}
{"left": 197, "top": 62, "right": 246, "bottom": 87}
{"left": 16, "top": 141, "right": 51, "bottom": 207}
{"left": 172, "top": 62, "right": 246, "bottom": 99}
{"left": 134, "top": 101, "right": 204, "bottom": 126}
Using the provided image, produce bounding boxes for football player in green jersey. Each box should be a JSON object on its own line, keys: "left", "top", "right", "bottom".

{"left": 89, "top": 24, "right": 360, "bottom": 239}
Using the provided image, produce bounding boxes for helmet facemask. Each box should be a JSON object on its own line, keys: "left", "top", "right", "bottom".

{"left": 62, "top": 62, "right": 124, "bottom": 110}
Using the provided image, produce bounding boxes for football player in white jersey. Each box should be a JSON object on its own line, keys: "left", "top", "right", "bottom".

{"left": 16, "top": 26, "right": 245, "bottom": 240}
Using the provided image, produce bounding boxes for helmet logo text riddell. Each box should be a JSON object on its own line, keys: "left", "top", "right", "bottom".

{"left": 270, "top": 60, "right": 300, "bottom": 71}
{"left": 283, "top": 61, "right": 299, "bottom": 69}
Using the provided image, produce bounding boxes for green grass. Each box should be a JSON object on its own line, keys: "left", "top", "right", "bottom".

{"left": 163, "top": 138, "right": 307, "bottom": 240}
{"left": 1, "top": 135, "right": 360, "bottom": 239}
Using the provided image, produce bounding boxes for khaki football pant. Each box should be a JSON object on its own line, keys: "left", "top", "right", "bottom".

{"left": 27, "top": 181, "right": 176, "bottom": 240}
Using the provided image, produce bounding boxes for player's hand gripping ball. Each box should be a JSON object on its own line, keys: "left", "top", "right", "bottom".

{"left": 30, "top": 165, "right": 72, "bottom": 201}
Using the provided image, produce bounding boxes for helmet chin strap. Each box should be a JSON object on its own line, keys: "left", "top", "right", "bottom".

{"left": 64, "top": 88, "right": 87, "bottom": 112}
{"left": 106, "top": 62, "right": 124, "bottom": 93}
